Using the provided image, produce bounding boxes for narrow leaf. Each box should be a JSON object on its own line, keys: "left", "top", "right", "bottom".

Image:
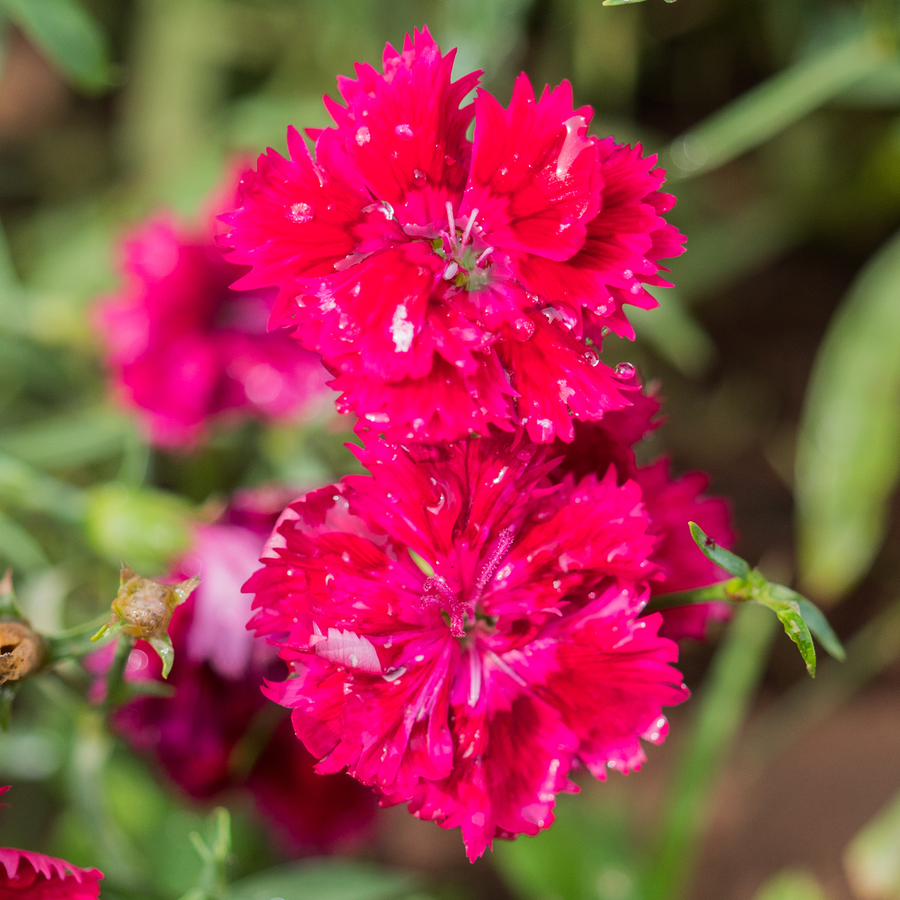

{"left": 689, "top": 522, "right": 750, "bottom": 578}
{"left": 796, "top": 597, "right": 846, "bottom": 662}
{"left": 757, "top": 592, "right": 817, "bottom": 676}
{"left": 796, "top": 227, "right": 900, "bottom": 600}
{"left": 2, "top": 0, "right": 111, "bottom": 91}
{"left": 668, "top": 35, "right": 886, "bottom": 178}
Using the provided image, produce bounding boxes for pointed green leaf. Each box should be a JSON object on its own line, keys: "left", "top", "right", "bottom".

{"left": 796, "top": 226, "right": 900, "bottom": 600}
{"left": 689, "top": 522, "right": 750, "bottom": 578}
{"left": 795, "top": 597, "right": 846, "bottom": 662}
{"left": 757, "top": 590, "right": 817, "bottom": 676}
{"left": 2, "top": 0, "right": 111, "bottom": 91}
{"left": 602, "top": 0, "right": 648, "bottom": 6}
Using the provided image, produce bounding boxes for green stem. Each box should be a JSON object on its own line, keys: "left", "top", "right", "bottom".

{"left": 644, "top": 582, "right": 732, "bottom": 613}
{"left": 43, "top": 615, "right": 112, "bottom": 665}
{"left": 103, "top": 635, "right": 135, "bottom": 712}
{"left": 642, "top": 603, "right": 778, "bottom": 900}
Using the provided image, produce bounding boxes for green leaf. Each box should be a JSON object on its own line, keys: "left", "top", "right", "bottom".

{"left": 796, "top": 227, "right": 900, "bottom": 600}
{"left": 752, "top": 869, "right": 830, "bottom": 900}
{"left": 795, "top": 597, "right": 846, "bottom": 662}
{"left": 757, "top": 587, "right": 817, "bottom": 676}
{"left": 689, "top": 522, "right": 750, "bottom": 578}
{"left": 1, "top": 0, "right": 111, "bottom": 91}
{"left": 149, "top": 633, "right": 174, "bottom": 680}
{"left": 845, "top": 787, "right": 900, "bottom": 900}
{"left": 225, "top": 860, "right": 418, "bottom": 900}
{"left": 602, "top": 0, "right": 647, "bottom": 6}
{"left": 668, "top": 35, "right": 887, "bottom": 178}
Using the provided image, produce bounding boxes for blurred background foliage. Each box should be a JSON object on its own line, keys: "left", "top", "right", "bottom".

{"left": 3, "top": 0, "right": 900, "bottom": 898}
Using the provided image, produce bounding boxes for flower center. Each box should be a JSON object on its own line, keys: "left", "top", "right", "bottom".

{"left": 417, "top": 526, "right": 515, "bottom": 639}
{"left": 431, "top": 202, "right": 494, "bottom": 291}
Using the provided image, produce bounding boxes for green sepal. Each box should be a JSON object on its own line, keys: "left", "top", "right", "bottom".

{"left": 149, "top": 632, "right": 175, "bottom": 679}
{"left": 689, "top": 522, "right": 751, "bottom": 578}
{"left": 408, "top": 548, "right": 435, "bottom": 578}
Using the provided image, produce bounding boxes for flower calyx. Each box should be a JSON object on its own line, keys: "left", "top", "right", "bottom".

{"left": 92, "top": 565, "right": 200, "bottom": 678}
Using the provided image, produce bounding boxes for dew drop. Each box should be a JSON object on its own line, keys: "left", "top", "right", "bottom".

{"left": 444, "top": 155, "right": 457, "bottom": 167}
{"left": 614, "top": 362, "right": 636, "bottom": 380}
{"left": 582, "top": 346, "right": 600, "bottom": 367}
{"left": 623, "top": 269, "right": 633, "bottom": 280}
{"left": 630, "top": 281, "right": 642, "bottom": 295}
{"left": 355, "top": 125, "right": 371, "bottom": 146}
{"left": 394, "top": 123, "right": 414, "bottom": 140}
{"left": 512, "top": 317, "right": 535, "bottom": 340}
{"left": 412, "top": 168, "right": 427, "bottom": 186}
{"left": 286, "top": 202, "right": 315, "bottom": 225}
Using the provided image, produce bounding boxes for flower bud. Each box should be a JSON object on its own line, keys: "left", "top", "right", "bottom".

{"left": 97, "top": 566, "right": 200, "bottom": 643}
{"left": 0, "top": 620, "right": 45, "bottom": 685}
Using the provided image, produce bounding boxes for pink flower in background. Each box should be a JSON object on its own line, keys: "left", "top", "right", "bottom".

{"left": 221, "top": 28, "right": 684, "bottom": 443}
{"left": 105, "top": 490, "right": 375, "bottom": 852}
{"left": 246, "top": 432, "right": 688, "bottom": 860}
{"left": 96, "top": 183, "right": 332, "bottom": 448}
{"left": 552, "top": 373, "right": 736, "bottom": 640}
{"left": 0, "top": 788, "right": 102, "bottom": 899}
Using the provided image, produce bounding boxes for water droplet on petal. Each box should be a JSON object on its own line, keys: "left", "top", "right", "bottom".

{"left": 582, "top": 346, "right": 600, "bottom": 367}
{"left": 394, "top": 123, "right": 414, "bottom": 140}
{"left": 614, "top": 362, "right": 636, "bottom": 380}
{"left": 286, "top": 202, "right": 314, "bottom": 225}
{"left": 623, "top": 269, "right": 634, "bottom": 280}
{"left": 512, "top": 317, "right": 535, "bottom": 340}
{"left": 630, "top": 281, "right": 643, "bottom": 295}
{"left": 444, "top": 155, "right": 457, "bottom": 167}
{"left": 412, "top": 168, "right": 427, "bottom": 186}
{"left": 355, "top": 125, "right": 371, "bottom": 146}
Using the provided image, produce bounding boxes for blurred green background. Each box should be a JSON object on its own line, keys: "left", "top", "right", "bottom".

{"left": 3, "top": 0, "right": 900, "bottom": 898}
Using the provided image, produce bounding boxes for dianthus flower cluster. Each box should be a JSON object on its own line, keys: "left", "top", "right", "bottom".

{"left": 246, "top": 407, "right": 733, "bottom": 859}
{"left": 88, "top": 24, "right": 736, "bottom": 862}
{"left": 221, "top": 28, "right": 684, "bottom": 443}
{"left": 95, "top": 178, "right": 331, "bottom": 448}
{"left": 92, "top": 490, "right": 374, "bottom": 852}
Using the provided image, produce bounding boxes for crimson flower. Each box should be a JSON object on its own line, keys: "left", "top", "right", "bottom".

{"left": 221, "top": 28, "right": 684, "bottom": 444}
{"left": 0, "top": 789, "right": 102, "bottom": 899}
{"left": 552, "top": 374, "right": 735, "bottom": 640}
{"left": 95, "top": 179, "right": 331, "bottom": 448}
{"left": 104, "top": 490, "right": 374, "bottom": 852}
{"left": 247, "top": 432, "right": 688, "bottom": 860}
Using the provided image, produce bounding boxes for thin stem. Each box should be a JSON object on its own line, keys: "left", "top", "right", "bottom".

{"left": 642, "top": 603, "right": 778, "bottom": 900}
{"left": 644, "top": 582, "right": 732, "bottom": 613}
{"left": 103, "top": 635, "right": 135, "bottom": 713}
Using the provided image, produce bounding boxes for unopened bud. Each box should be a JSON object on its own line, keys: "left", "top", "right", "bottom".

{"left": 94, "top": 565, "right": 200, "bottom": 644}
{"left": 0, "top": 621, "right": 45, "bottom": 685}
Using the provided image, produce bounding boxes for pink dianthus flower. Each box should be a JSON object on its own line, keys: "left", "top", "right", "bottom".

{"left": 246, "top": 432, "right": 688, "bottom": 860}
{"left": 101, "top": 490, "right": 374, "bottom": 852}
{"left": 0, "top": 788, "right": 102, "bottom": 898}
{"left": 96, "top": 178, "right": 331, "bottom": 448}
{"left": 220, "top": 28, "right": 684, "bottom": 444}
{"left": 552, "top": 374, "right": 735, "bottom": 640}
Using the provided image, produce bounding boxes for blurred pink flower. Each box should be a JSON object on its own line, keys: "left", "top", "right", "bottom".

{"left": 96, "top": 490, "right": 375, "bottom": 852}
{"left": 220, "top": 28, "right": 684, "bottom": 443}
{"left": 0, "top": 788, "right": 102, "bottom": 899}
{"left": 96, "top": 184, "right": 331, "bottom": 448}
{"left": 247, "top": 432, "right": 688, "bottom": 860}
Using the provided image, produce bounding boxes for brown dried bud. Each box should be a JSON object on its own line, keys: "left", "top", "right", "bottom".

{"left": 0, "top": 620, "right": 45, "bottom": 685}
{"left": 96, "top": 565, "right": 200, "bottom": 642}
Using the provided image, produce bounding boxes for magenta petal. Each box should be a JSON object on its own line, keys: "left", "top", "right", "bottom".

{"left": 464, "top": 77, "right": 601, "bottom": 262}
